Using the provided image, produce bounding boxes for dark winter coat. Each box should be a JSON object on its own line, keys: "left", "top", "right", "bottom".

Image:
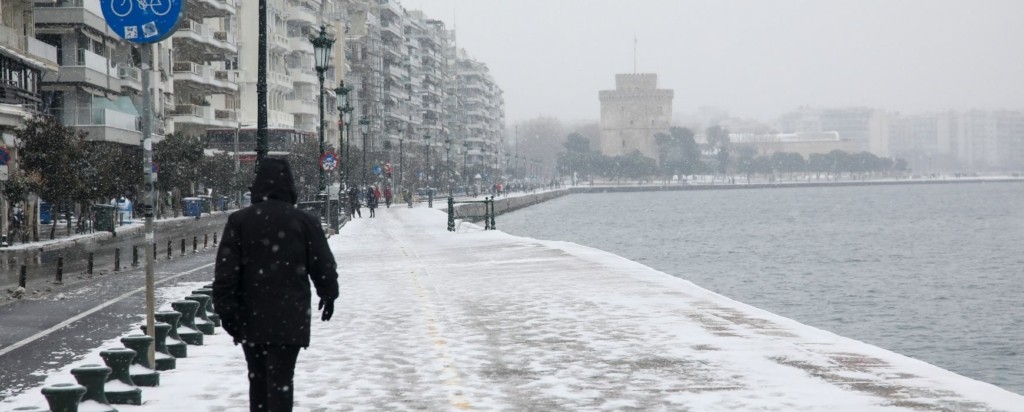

{"left": 366, "top": 190, "right": 378, "bottom": 209}
{"left": 212, "top": 158, "right": 339, "bottom": 347}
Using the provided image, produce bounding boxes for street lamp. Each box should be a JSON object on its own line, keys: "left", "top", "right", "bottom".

{"left": 462, "top": 141, "right": 469, "bottom": 190}
{"left": 444, "top": 136, "right": 452, "bottom": 198}
{"left": 359, "top": 116, "right": 370, "bottom": 187}
{"left": 334, "top": 80, "right": 352, "bottom": 220}
{"left": 424, "top": 133, "right": 432, "bottom": 208}
{"left": 310, "top": 25, "right": 335, "bottom": 194}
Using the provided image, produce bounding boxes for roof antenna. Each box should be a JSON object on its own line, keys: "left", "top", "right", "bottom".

{"left": 633, "top": 31, "right": 638, "bottom": 73}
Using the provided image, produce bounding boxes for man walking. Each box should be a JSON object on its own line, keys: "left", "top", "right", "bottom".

{"left": 212, "top": 158, "right": 339, "bottom": 412}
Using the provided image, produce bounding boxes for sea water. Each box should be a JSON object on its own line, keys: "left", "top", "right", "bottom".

{"left": 499, "top": 182, "right": 1024, "bottom": 395}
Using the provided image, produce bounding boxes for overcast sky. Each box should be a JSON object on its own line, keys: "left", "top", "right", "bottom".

{"left": 402, "top": 0, "right": 1024, "bottom": 124}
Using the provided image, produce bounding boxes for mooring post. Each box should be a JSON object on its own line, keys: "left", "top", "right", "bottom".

{"left": 56, "top": 256, "right": 63, "bottom": 284}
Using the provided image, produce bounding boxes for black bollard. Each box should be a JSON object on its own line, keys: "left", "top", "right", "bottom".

{"left": 114, "top": 248, "right": 120, "bottom": 272}
{"left": 204, "top": 233, "right": 208, "bottom": 248}
{"left": 193, "top": 236, "right": 197, "bottom": 253}
{"left": 18, "top": 265, "right": 26, "bottom": 288}
{"left": 69, "top": 364, "right": 115, "bottom": 411}
{"left": 40, "top": 383, "right": 87, "bottom": 412}
{"left": 167, "top": 240, "right": 172, "bottom": 260}
{"left": 55, "top": 256, "right": 63, "bottom": 284}
{"left": 153, "top": 243, "right": 157, "bottom": 260}
{"left": 132, "top": 245, "right": 139, "bottom": 267}
{"left": 213, "top": 232, "right": 217, "bottom": 244}
{"left": 181, "top": 239, "right": 185, "bottom": 256}
{"left": 88, "top": 253, "right": 94, "bottom": 274}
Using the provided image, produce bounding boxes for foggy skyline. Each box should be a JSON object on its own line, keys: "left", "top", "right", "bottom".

{"left": 403, "top": 0, "right": 1024, "bottom": 124}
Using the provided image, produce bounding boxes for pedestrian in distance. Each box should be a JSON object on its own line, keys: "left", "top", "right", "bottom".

{"left": 212, "top": 158, "right": 339, "bottom": 412}
{"left": 403, "top": 188, "right": 413, "bottom": 208}
{"left": 383, "top": 186, "right": 393, "bottom": 208}
{"left": 366, "top": 186, "right": 378, "bottom": 218}
{"left": 348, "top": 186, "right": 361, "bottom": 218}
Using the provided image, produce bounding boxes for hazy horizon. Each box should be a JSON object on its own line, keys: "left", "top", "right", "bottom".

{"left": 403, "top": 0, "right": 1024, "bottom": 124}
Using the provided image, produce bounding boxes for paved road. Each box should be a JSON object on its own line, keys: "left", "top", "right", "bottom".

{"left": 0, "top": 245, "right": 217, "bottom": 401}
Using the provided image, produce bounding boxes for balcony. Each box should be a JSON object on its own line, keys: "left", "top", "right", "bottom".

{"left": 269, "top": 71, "right": 293, "bottom": 91}
{"left": 270, "top": 32, "right": 289, "bottom": 52}
{"left": 33, "top": 0, "right": 113, "bottom": 39}
{"left": 269, "top": 109, "right": 295, "bottom": 128}
{"left": 0, "top": 26, "right": 59, "bottom": 71}
{"left": 379, "top": 0, "right": 402, "bottom": 19}
{"left": 172, "top": 20, "right": 238, "bottom": 58}
{"left": 289, "top": 69, "right": 318, "bottom": 85}
{"left": 188, "top": 0, "right": 237, "bottom": 19}
{"left": 55, "top": 107, "right": 141, "bottom": 145}
{"left": 172, "top": 61, "right": 238, "bottom": 93}
{"left": 286, "top": 3, "right": 318, "bottom": 27}
{"left": 171, "top": 104, "right": 237, "bottom": 129}
{"left": 287, "top": 36, "right": 315, "bottom": 55}
{"left": 117, "top": 64, "right": 142, "bottom": 91}
{"left": 284, "top": 98, "right": 317, "bottom": 116}
{"left": 44, "top": 49, "right": 119, "bottom": 92}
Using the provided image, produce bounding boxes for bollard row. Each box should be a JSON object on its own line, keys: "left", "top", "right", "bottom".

{"left": 32, "top": 281, "right": 225, "bottom": 411}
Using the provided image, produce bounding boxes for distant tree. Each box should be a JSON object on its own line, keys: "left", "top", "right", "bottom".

{"left": 288, "top": 139, "right": 320, "bottom": 200}
{"left": 15, "top": 116, "right": 88, "bottom": 239}
{"left": 808, "top": 153, "right": 828, "bottom": 180}
{"left": 155, "top": 133, "right": 204, "bottom": 215}
{"left": 705, "top": 126, "right": 732, "bottom": 179}
{"left": 557, "top": 133, "right": 594, "bottom": 184}
{"left": 656, "top": 127, "right": 701, "bottom": 180}
{"left": 79, "top": 142, "right": 142, "bottom": 232}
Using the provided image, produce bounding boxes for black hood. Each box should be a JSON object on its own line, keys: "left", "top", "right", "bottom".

{"left": 250, "top": 158, "right": 297, "bottom": 205}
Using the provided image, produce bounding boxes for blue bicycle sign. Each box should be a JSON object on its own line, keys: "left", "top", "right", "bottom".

{"left": 111, "top": 0, "right": 174, "bottom": 17}
{"left": 101, "top": 0, "right": 185, "bottom": 44}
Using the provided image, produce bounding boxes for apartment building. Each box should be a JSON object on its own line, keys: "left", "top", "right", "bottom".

{"left": 452, "top": 50, "right": 505, "bottom": 171}
{"left": 33, "top": 0, "right": 160, "bottom": 145}
{"left": 343, "top": 0, "right": 504, "bottom": 182}
{"left": 0, "top": 0, "right": 57, "bottom": 133}
{"left": 169, "top": 0, "right": 238, "bottom": 138}
{"left": 775, "top": 107, "right": 890, "bottom": 156}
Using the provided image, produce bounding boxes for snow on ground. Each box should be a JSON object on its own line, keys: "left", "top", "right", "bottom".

{"left": 3, "top": 205, "right": 1023, "bottom": 411}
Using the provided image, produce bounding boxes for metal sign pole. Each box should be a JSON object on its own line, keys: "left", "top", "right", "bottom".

{"left": 99, "top": 0, "right": 185, "bottom": 372}
{"left": 141, "top": 44, "right": 156, "bottom": 368}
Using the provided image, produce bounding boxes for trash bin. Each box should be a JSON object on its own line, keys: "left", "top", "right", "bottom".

{"left": 182, "top": 197, "right": 202, "bottom": 218}
{"left": 92, "top": 204, "right": 115, "bottom": 233}
{"left": 197, "top": 195, "right": 212, "bottom": 214}
{"left": 40, "top": 201, "right": 53, "bottom": 225}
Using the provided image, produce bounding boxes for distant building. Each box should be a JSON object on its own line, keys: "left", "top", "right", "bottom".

{"left": 775, "top": 107, "right": 889, "bottom": 156}
{"left": 599, "top": 73, "right": 673, "bottom": 160}
{"left": 731, "top": 132, "right": 860, "bottom": 158}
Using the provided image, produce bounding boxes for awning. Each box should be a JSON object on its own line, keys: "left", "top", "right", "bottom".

{"left": 0, "top": 44, "right": 58, "bottom": 73}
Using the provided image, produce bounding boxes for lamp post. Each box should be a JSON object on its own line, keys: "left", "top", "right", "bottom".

{"left": 424, "top": 133, "right": 432, "bottom": 208}
{"left": 445, "top": 136, "right": 452, "bottom": 198}
{"left": 462, "top": 141, "right": 469, "bottom": 191}
{"left": 359, "top": 116, "right": 370, "bottom": 187}
{"left": 310, "top": 25, "right": 335, "bottom": 194}
{"left": 398, "top": 135, "right": 404, "bottom": 194}
{"left": 334, "top": 80, "right": 352, "bottom": 221}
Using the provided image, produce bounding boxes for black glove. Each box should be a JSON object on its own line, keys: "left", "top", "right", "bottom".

{"left": 318, "top": 298, "right": 335, "bottom": 321}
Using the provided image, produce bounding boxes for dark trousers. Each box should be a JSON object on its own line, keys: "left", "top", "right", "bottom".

{"left": 242, "top": 343, "right": 301, "bottom": 412}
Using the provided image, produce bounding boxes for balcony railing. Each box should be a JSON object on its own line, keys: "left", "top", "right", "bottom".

{"left": 71, "top": 49, "right": 110, "bottom": 72}
{"left": 34, "top": 0, "right": 104, "bottom": 16}
{"left": 54, "top": 107, "right": 140, "bottom": 131}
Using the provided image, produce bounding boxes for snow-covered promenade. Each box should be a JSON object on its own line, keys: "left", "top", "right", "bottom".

{"left": 5, "top": 205, "right": 1023, "bottom": 411}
